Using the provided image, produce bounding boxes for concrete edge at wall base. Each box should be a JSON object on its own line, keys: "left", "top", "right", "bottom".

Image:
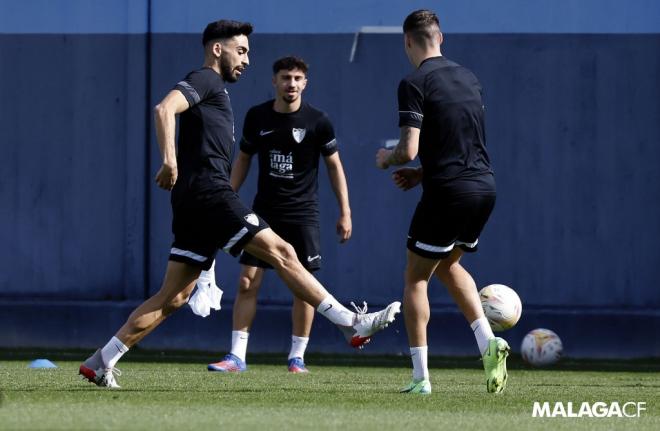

{"left": 0, "top": 300, "right": 657, "bottom": 359}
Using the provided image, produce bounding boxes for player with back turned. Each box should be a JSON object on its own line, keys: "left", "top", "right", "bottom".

{"left": 376, "top": 9, "right": 509, "bottom": 394}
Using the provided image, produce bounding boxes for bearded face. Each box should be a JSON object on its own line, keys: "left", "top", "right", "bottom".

{"left": 273, "top": 68, "right": 307, "bottom": 104}
{"left": 220, "top": 53, "right": 238, "bottom": 82}
{"left": 217, "top": 35, "right": 249, "bottom": 83}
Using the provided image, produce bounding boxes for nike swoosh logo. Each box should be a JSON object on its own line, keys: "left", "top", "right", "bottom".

{"left": 307, "top": 255, "right": 321, "bottom": 262}
{"left": 323, "top": 304, "right": 333, "bottom": 312}
{"left": 259, "top": 129, "right": 274, "bottom": 136}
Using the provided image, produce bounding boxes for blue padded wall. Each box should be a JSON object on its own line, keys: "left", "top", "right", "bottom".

{"left": 1, "top": 0, "right": 659, "bottom": 357}
{"left": 0, "top": 34, "right": 147, "bottom": 300}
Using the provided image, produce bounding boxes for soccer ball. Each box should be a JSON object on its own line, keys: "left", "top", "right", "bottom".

{"left": 521, "top": 328, "right": 563, "bottom": 366}
{"left": 479, "top": 284, "right": 522, "bottom": 331}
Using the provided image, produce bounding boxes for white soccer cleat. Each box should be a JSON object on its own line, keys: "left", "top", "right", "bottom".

{"left": 79, "top": 364, "right": 122, "bottom": 389}
{"left": 345, "top": 301, "right": 401, "bottom": 348}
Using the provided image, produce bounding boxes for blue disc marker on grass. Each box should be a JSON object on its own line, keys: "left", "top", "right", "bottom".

{"left": 28, "top": 359, "right": 57, "bottom": 369}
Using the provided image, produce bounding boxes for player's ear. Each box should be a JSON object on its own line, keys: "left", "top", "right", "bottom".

{"left": 271, "top": 75, "right": 277, "bottom": 87}
{"left": 212, "top": 41, "right": 222, "bottom": 58}
{"left": 438, "top": 31, "right": 443, "bottom": 46}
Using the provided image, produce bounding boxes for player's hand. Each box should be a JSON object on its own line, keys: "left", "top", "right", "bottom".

{"left": 337, "top": 214, "right": 352, "bottom": 243}
{"left": 376, "top": 148, "right": 392, "bottom": 169}
{"left": 392, "top": 167, "right": 422, "bottom": 191}
{"left": 155, "top": 163, "right": 178, "bottom": 190}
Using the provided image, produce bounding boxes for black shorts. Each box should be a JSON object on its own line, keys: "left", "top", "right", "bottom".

{"left": 407, "top": 191, "right": 496, "bottom": 260}
{"left": 169, "top": 188, "right": 268, "bottom": 270}
{"left": 239, "top": 220, "right": 321, "bottom": 271}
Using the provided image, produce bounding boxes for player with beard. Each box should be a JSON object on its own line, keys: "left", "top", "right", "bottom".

{"left": 79, "top": 20, "right": 400, "bottom": 389}
{"left": 206, "top": 56, "right": 351, "bottom": 373}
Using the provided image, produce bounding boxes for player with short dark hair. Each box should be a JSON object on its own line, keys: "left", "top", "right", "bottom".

{"left": 271, "top": 56, "right": 309, "bottom": 75}
{"left": 202, "top": 20, "right": 254, "bottom": 47}
{"left": 206, "top": 56, "right": 352, "bottom": 373}
{"left": 376, "top": 9, "right": 509, "bottom": 395}
{"left": 79, "top": 20, "right": 400, "bottom": 389}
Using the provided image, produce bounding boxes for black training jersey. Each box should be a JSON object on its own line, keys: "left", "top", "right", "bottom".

{"left": 172, "top": 67, "right": 235, "bottom": 205}
{"left": 398, "top": 56, "right": 495, "bottom": 195}
{"left": 240, "top": 100, "right": 337, "bottom": 223}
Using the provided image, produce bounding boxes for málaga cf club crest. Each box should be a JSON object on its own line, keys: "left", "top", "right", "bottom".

{"left": 292, "top": 128, "right": 306, "bottom": 143}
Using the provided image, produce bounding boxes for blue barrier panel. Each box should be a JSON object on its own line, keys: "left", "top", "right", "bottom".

{"left": 0, "top": 34, "right": 147, "bottom": 300}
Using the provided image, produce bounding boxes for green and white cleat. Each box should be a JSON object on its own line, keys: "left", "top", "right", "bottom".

{"left": 399, "top": 379, "right": 432, "bottom": 395}
{"left": 483, "top": 337, "right": 510, "bottom": 393}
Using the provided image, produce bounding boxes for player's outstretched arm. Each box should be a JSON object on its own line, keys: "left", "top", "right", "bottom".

{"left": 323, "top": 153, "right": 352, "bottom": 243}
{"left": 230, "top": 150, "right": 253, "bottom": 192}
{"left": 153, "top": 90, "right": 190, "bottom": 190}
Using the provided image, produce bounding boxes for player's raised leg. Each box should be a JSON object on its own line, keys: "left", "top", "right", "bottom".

{"left": 435, "top": 248, "right": 510, "bottom": 393}
{"left": 243, "top": 228, "right": 400, "bottom": 348}
{"left": 208, "top": 265, "right": 264, "bottom": 372}
{"left": 80, "top": 261, "right": 201, "bottom": 388}
{"left": 288, "top": 297, "right": 314, "bottom": 373}
{"left": 399, "top": 250, "right": 438, "bottom": 395}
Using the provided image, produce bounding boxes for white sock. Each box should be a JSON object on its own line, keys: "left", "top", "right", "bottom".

{"left": 288, "top": 335, "right": 309, "bottom": 360}
{"left": 100, "top": 336, "right": 129, "bottom": 368}
{"left": 471, "top": 317, "right": 495, "bottom": 356}
{"left": 317, "top": 295, "right": 355, "bottom": 326}
{"left": 230, "top": 330, "right": 249, "bottom": 362}
{"left": 410, "top": 346, "right": 429, "bottom": 381}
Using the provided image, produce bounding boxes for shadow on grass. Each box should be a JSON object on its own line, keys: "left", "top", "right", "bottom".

{"left": 1, "top": 348, "right": 658, "bottom": 372}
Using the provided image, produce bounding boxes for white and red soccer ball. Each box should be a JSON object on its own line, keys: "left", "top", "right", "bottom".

{"left": 479, "top": 284, "right": 522, "bottom": 332}
{"left": 521, "top": 328, "right": 563, "bottom": 366}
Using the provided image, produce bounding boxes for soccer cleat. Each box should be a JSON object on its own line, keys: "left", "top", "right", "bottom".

{"left": 79, "top": 364, "right": 122, "bottom": 389}
{"left": 207, "top": 353, "right": 247, "bottom": 372}
{"left": 399, "top": 379, "right": 432, "bottom": 394}
{"left": 287, "top": 357, "right": 309, "bottom": 373}
{"left": 482, "top": 337, "right": 510, "bottom": 393}
{"left": 344, "top": 301, "right": 401, "bottom": 348}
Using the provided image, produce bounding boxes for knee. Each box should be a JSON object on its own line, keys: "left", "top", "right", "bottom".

{"left": 237, "top": 273, "right": 259, "bottom": 296}
{"left": 270, "top": 241, "right": 299, "bottom": 271}
{"left": 162, "top": 291, "right": 190, "bottom": 316}
{"left": 404, "top": 279, "right": 428, "bottom": 293}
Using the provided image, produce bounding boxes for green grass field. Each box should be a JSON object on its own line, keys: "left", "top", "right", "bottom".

{"left": 0, "top": 352, "right": 658, "bottom": 431}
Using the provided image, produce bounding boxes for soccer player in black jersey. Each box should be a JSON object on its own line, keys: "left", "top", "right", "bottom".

{"left": 376, "top": 10, "right": 510, "bottom": 395}
{"left": 207, "top": 56, "right": 352, "bottom": 373}
{"left": 79, "top": 21, "right": 399, "bottom": 389}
